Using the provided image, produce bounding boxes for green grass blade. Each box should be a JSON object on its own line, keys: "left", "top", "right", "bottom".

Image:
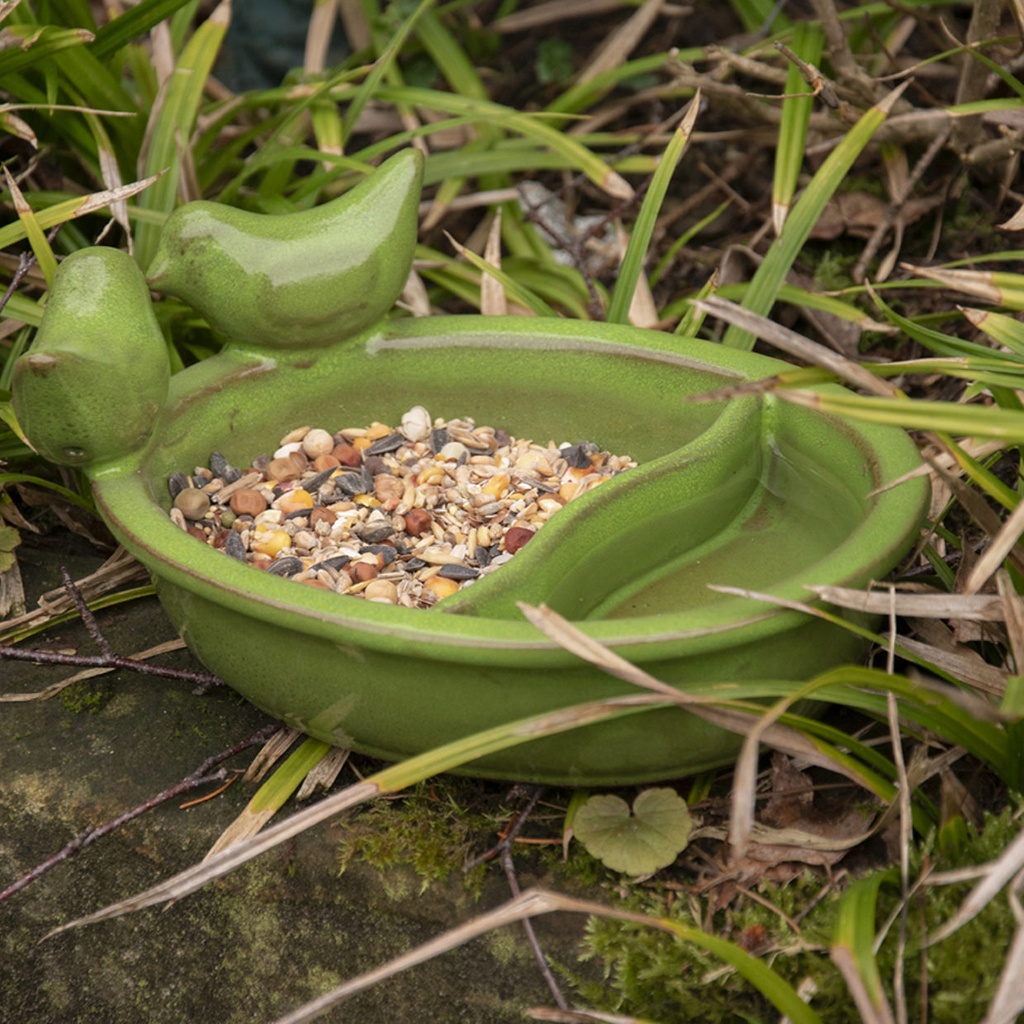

{"left": 832, "top": 870, "right": 896, "bottom": 1021}
{"left": 443, "top": 232, "right": 558, "bottom": 316}
{"left": 606, "top": 97, "right": 699, "bottom": 324}
{"left": 651, "top": 198, "right": 729, "bottom": 288}
{"left": 545, "top": 51, "right": 699, "bottom": 118}
{"left": 904, "top": 265, "right": 1024, "bottom": 310}
{"left": 773, "top": 24, "right": 823, "bottom": 234}
{"left": 0, "top": 472, "right": 95, "bottom": 512}
{"left": 374, "top": 85, "right": 634, "bottom": 200}
{"left": 962, "top": 306, "right": 1024, "bottom": 356}
{"left": 728, "top": 0, "right": 790, "bottom": 33}
{"left": 3, "top": 167, "right": 57, "bottom": 285}
{"left": 90, "top": 0, "right": 196, "bottom": 60}
{"left": 0, "top": 26, "right": 93, "bottom": 79}
{"left": 0, "top": 176, "right": 163, "bottom": 251}
{"left": 943, "top": 437, "right": 1019, "bottom": 511}
{"left": 0, "top": 585, "right": 158, "bottom": 646}
{"left": 723, "top": 83, "right": 907, "bottom": 349}
{"left": 868, "top": 285, "right": 1010, "bottom": 360}
{"left": 778, "top": 387, "right": 1024, "bottom": 445}
{"left": 414, "top": 8, "right": 488, "bottom": 101}
{"left": 675, "top": 272, "right": 719, "bottom": 336}
{"left": 655, "top": 917, "right": 822, "bottom": 1024}
{"left": 341, "top": 0, "right": 437, "bottom": 147}
{"left": 134, "top": 1, "right": 229, "bottom": 268}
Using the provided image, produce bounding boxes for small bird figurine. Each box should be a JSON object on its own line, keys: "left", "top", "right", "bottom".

{"left": 12, "top": 247, "right": 169, "bottom": 468}
{"left": 146, "top": 148, "right": 424, "bottom": 350}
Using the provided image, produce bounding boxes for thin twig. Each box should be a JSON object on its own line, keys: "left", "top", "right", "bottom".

{"left": 853, "top": 123, "right": 951, "bottom": 282}
{"left": 0, "top": 223, "right": 61, "bottom": 318}
{"left": 0, "top": 724, "right": 278, "bottom": 904}
{"left": 0, "top": 567, "right": 224, "bottom": 691}
{"left": 60, "top": 567, "right": 114, "bottom": 658}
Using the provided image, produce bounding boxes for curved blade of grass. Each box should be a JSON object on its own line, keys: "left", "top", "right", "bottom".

{"left": 0, "top": 472, "right": 95, "bottom": 512}
{"left": 203, "top": 737, "right": 332, "bottom": 859}
{"left": 0, "top": 175, "right": 163, "bottom": 251}
{"left": 2, "top": 166, "right": 56, "bottom": 285}
{"left": 134, "top": 0, "right": 229, "bottom": 268}
{"left": 269, "top": 888, "right": 823, "bottom": 1024}
{"left": 773, "top": 23, "right": 823, "bottom": 234}
{"left": 44, "top": 694, "right": 668, "bottom": 934}
{"left": 340, "top": 0, "right": 437, "bottom": 147}
{"left": 544, "top": 50, "right": 697, "bottom": 118}
{"left": 606, "top": 94, "right": 699, "bottom": 324}
{"left": 651, "top": 199, "right": 729, "bottom": 288}
{"left": 0, "top": 293, "right": 41, "bottom": 327}
{"left": 903, "top": 264, "right": 1024, "bottom": 310}
{"left": 943, "top": 436, "right": 1019, "bottom": 511}
{"left": 730, "top": 0, "right": 791, "bottom": 33}
{"left": 962, "top": 306, "right": 1024, "bottom": 356}
{"left": 443, "top": 231, "right": 558, "bottom": 316}
{"left": 948, "top": 97, "right": 1024, "bottom": 117}
{"left": 374, "top": 85, "right": 634, "bottom": 200}
{"left": 675, "top": 272, "right": 718, "bottom": 336}
{"left": 90, "top": 0, "right": 196, "bottom": 60}
{"left": 415, "top": 7, "right": 487, "bottom": 102}
{"left": 0, "top": 26, "right": 94, "bottom": 79}
{"left": 831, "top": 870, "right": 897, "bottom": 1024}
{"left": 0, "top": 584, "right": 158, "bottom": 646}
{"left": 723, "top": 82, "right": 908, "bottom": 350}
{"left": 777, "top": 387, "right": 1024, "bottom": 443}
{"left": 866, "top": 283, "right": 1011, "bottom": 359}
{"left": 806, "top": 669, "right": 1010, "bottom": 782}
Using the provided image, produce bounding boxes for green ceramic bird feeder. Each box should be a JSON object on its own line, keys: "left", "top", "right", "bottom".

{"left": 12, "top": 150, "right": 928, "bottom": 785}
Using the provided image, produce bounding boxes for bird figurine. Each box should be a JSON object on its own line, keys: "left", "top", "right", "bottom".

{"left": 12, "top": 247, "right": 169, "bottom": 468}
{"left": 145, "top": 148, "right": 424, "bottom": 350}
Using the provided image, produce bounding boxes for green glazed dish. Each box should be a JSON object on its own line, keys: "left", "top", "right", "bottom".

{"left": 12, "top": 150, "right": 928, "bottom": 785}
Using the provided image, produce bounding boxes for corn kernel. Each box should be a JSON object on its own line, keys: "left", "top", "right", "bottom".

{"left": 424, "top": 575, "right": 459, "bottom": 600}
{"left": 365, "top": 422, "right": 393, "bottom": 441}
{"left": 252, "top": 527, "right": 291, "bottom": 557}
{"left": 275, "top": 488, "right": 314, "bottom": 514}
{"left": 481, "top": 472, "right": 511, "bottom": 499}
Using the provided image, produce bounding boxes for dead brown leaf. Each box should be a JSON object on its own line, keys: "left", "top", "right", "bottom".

{"left": 809, "top": 192, "right": 941, "bottom": 241}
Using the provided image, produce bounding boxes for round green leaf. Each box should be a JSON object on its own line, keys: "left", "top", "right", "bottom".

{"left": 573, "top": 788, "right": 692, "bottom": 876}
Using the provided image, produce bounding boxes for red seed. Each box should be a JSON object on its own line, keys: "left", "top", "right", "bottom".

{"left": 230, "top": 488, "right": 268, "bottom": 516}
{"left": 351, "top": 561, "right": 379, "bottom": 583}
{"left": 503, "top": 526, "right": 535, "bottom": 554}
{"left": 313, "top": 453, "right": 341, "bottom": 472}
{"left": 309, "top": 507, "right": 336, "bottom": 529}
{"left": 332, "top": 443, "right": 362, "bottom": 467}
{"left": 403, "top": 508, "right": 432, "bottom": 537}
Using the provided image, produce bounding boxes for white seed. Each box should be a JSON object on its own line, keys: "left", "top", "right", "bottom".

{"left": 400, "top": 405, "right": 432, "bottom": 442}
{"left": 438, "top": 441, "right": 468, "bottom": 462}
{"left": 301, "top": 428, "right": 335, "bottom": 458}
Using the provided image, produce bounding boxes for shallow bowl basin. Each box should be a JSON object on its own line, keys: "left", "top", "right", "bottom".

{"left": 83, "top": 315, "right": 926, "bottom": 784}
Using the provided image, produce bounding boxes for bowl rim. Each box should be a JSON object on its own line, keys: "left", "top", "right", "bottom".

{"left": 90, "top": 315, "right": 928, "bottom": 665}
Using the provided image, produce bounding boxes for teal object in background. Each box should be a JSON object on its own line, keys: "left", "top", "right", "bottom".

{"left": 11, "top": 150, "right": 929, "bottom": 784}
{"left": 215, "top": 0, "right": 348, "bottom": 91}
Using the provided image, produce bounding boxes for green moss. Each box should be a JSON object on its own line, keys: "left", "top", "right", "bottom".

{"left": 59, "top": 677, "right": 115, "bottom": 715}
{"left": 563, "top": 810, "right": 1021, "bottom": 1023}
{"left": 335, "top": 778, "right": 507, "bottom": 894}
